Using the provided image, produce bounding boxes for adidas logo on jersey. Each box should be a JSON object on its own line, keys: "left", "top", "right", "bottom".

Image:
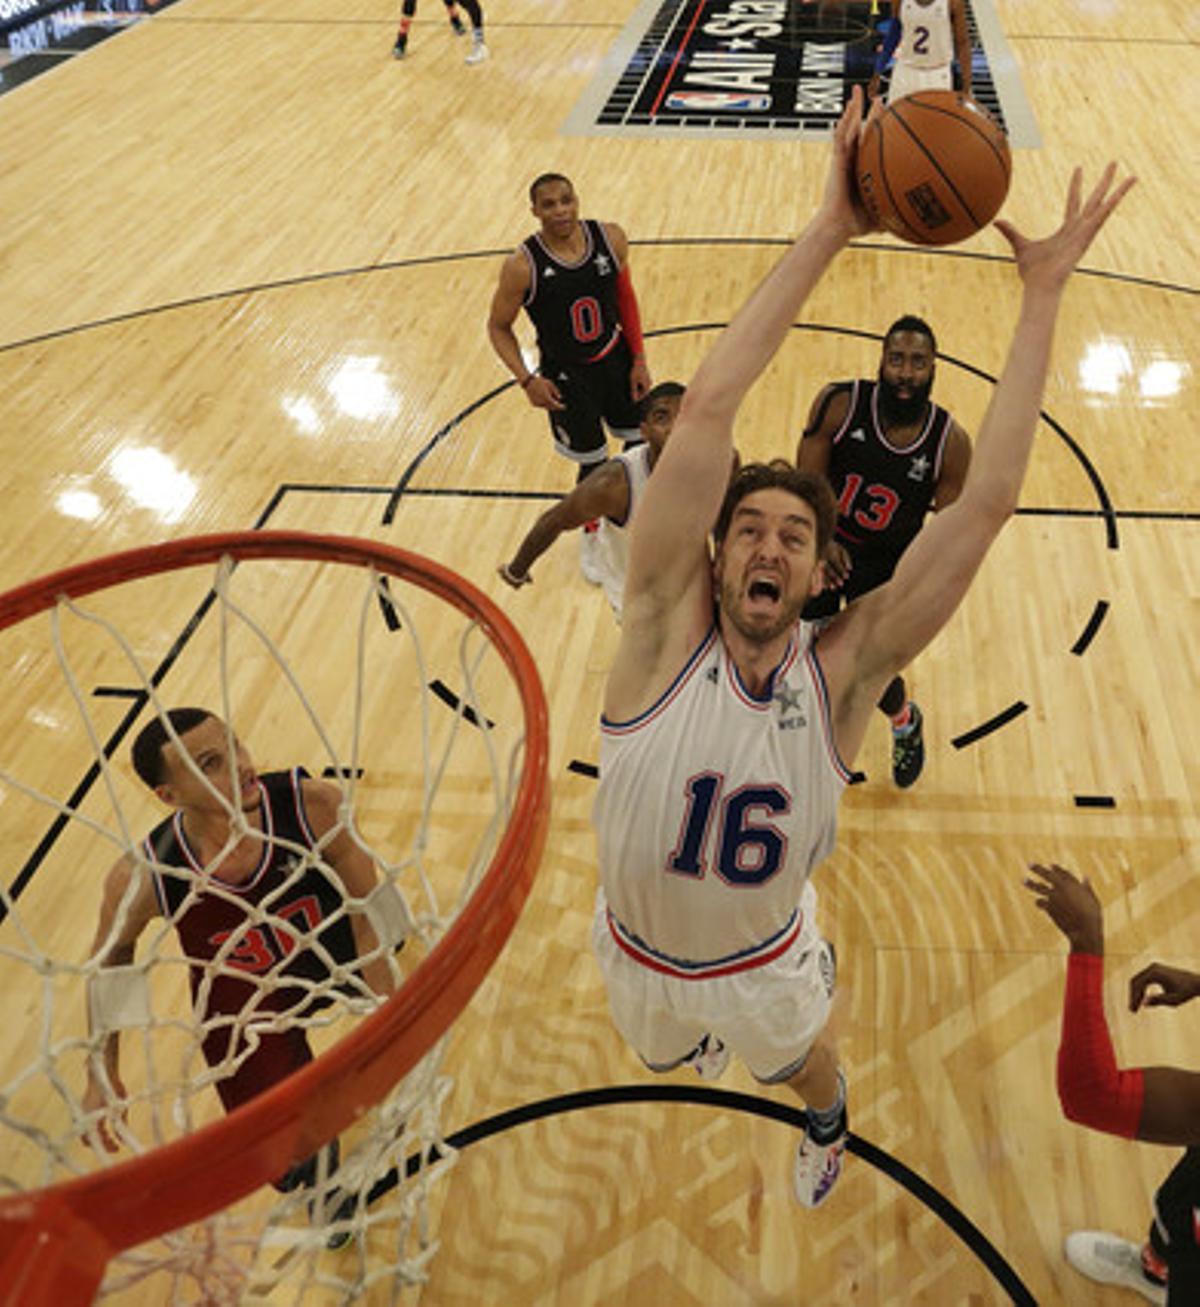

{"left": 848, "top": 427, "right": 866, "bottom": 441}
{"left": 544, "top": 267, "right": 556, "bottom": 277}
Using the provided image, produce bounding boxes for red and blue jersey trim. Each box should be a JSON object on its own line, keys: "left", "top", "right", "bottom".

{"left": 601, "top": 627, "right": 718, "bottom": 736}
{"left": 607, "top": 905, "right": 802, "bottom": 979}
{"left": 805, "top": 643, "right": 856, "bottom": 785}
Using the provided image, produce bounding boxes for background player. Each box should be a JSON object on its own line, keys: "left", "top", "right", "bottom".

{"left": 82, "top": 709, "right": 396, "bottom": 1232}
{"left": 796, "top": 315, "right": 972, "bottom": 787}
{"left": 498, "top": 382, "right": 684, "bottom": 618}
{"left": 487, "top": 172, "right": 652, "bottom": 580}
{"left": 592, "top": 87, "right": 1132, "bottom": 1210}
{"left": 393, "top": 0, "right": 487, "bottom": 64}
{"left": 869, "top": 0, "right": 973, "bottom": 103}
{"left": 1024, "top": 862, "right": 1200, "bottom": 1304}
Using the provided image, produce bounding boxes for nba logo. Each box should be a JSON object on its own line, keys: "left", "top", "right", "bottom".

{"left": 665, "top": 91, "right": 772, "bottom": 112}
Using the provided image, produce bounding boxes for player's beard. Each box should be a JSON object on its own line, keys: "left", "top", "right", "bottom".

{"left": 877, "top": 370, "right": 934, "bottom": 426}
{"left": 717, "top": 572, "right": 803, "bottom": 647}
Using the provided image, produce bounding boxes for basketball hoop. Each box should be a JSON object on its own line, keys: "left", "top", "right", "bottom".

{"left": 0, "top": 532, "right": 550, "bottom": 1305}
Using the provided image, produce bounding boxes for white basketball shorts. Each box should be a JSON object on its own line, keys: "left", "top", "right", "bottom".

{"left": 591, "top": 883, "right": 836, "bottom": 1083}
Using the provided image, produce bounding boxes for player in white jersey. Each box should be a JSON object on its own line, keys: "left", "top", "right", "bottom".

{"left": 592, "top": 86, "right": 1133, "bottom": 1209}
{"left": 499, "top": 383, "right": 684, "bottom": 619}
{"left": 874, "top": 0, "right": 973, "bottom": 104}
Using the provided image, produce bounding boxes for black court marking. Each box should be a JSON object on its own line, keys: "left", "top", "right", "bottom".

{"left": 2, "top": 584, "right": 224, "bottom": 918}
{"left": 1, "top": 242, "right": 1194, "bottom": 360}
{"left": 321, "top": 767, "right": 365, "bottom": 780}
{"left": 567, "top": 759, "right": 599, "bottom": 779}
{"left": 951, "top": 701, "right": 1028, "bottom": 750}
{"left": 428, "top": 679, "right": 494, "bottom": 731}
{"left": 91, "top": 685, "right": 145, "bottom": 699}
{"left": 358, "top": 1085, "right": 1036, "bottom": 1305}
{"left": 1071, "top": 600, "right": 1110, "bottom": 656}
{"left": 1074, "top": 794, "right": 1116, "bottom": 809}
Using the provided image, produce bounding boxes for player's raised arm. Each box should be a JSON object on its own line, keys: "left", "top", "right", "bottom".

{"left": 822, "top": 165, "right": 1135, "bottom": 713}
{"left": 621, "top": 93, "right": 872, "bottom": 628}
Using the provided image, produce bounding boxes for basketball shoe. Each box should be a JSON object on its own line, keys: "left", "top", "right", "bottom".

{"left": 465, "top": 37, "right": 489, "bottom": 64}
{"left": 1064, "top": 1232, "right": 1166, "bottom": 1305}
{"left": 391, "top": 31, "right": 407, "bottom": 58}
{"left": 891, "top": 701, "right": 925, "bottom": 788}
{"left": 685, "top": 1034, "right": 730, "bottom": 1081}
{"left": 448, "top": 13, "right": 465, "bottom": 34}
{"left": 793, "top": 1113, "right": 847, "bottom": 1208}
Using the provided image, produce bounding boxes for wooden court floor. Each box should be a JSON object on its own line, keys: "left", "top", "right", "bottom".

{"left": 0, "top": 0, "right": 1198, "bottom": 1302}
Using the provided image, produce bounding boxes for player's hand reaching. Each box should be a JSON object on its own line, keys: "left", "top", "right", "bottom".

{"left": 524, "top": 375, "right": 566, "bottom": 411}
{"left": 818, "top": 87, "right": 881, "bottom": 241}
{"left": 498, "top": 562, "right": 532, "bottom": 589}
{"left": 994, "top": 165, "right": 1136, "bottom": 293}
{"left": 82, "top": 1069, "right": 129, "bottom": 1153}
{"left": 822, "top": 540, "right": 852, "bottom": 590}
{"left": 1024, "top": 861, "right": 1104, "bottom": 955}
{"left": 1129, "top": 962, "right": 1200, "bottom": 1013}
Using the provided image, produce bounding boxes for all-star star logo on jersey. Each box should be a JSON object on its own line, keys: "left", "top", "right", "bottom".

{"left": 775, "top": 681, "right": 806, "bottom": 730}
{"left": 909, "top": 454, "right": 931, "bottom": 481}
{"left": 594, "top": 252, "right": 612, "bottom": 275}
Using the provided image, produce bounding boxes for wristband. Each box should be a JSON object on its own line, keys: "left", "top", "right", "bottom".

{"left": 501, "top": 563, "right": 530, "bottom": 586}
{"left": 519, "top": 373, "right": 536, "bottom": 389}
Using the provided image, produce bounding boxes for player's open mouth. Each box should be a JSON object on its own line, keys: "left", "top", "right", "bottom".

{"left": 747, "top": 578, "right": 781, "bottom": 603}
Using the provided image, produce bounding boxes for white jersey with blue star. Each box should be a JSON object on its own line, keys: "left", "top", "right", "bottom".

{"left": 593, "top": 622, "right": 851, "bottom": 972}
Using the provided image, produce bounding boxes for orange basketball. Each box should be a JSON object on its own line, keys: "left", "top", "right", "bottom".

{"left": 856, "top": 91, "right": 1012, "bottom": 246}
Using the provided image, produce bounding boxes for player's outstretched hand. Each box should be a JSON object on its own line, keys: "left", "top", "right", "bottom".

{"left": 994, "top": 165, "right": 1136, "bottom": 293}
{"left": 1129, "top": 962, "right": 1200, "bottom": 1013}
{"left": 1023, "top": 861, "right": 1104, "bottom": 955}
{"left": 818, "top": 87, "right": 880, "bottom": 241}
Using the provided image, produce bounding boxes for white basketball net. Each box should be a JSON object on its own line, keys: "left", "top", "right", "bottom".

{"left": 0, "top": 550, "right": 529, "bottom": 1304}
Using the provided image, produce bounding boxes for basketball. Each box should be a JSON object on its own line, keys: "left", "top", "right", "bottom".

{"left": 856, "top": 91, "right": 1012, "bottom": 246}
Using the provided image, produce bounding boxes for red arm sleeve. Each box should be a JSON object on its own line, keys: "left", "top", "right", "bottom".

{"left": 615, "top": 264, "right": 645, "bottom": 358}
{"left": 1057, "top": 952, "right": 1145, "bottom": 1139}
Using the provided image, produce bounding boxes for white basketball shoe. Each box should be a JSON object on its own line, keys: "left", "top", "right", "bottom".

{"left": 1064, "top": 1232, "right": 1166, "bottom": 1305}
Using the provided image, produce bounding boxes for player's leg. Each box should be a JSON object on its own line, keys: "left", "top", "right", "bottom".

{"left": 443, "top": 0, "right": 465, "bottom": 35}
{"left": 459, "top": 0, "right": 488, "bottom": 63}
{"left": 719, "top": 888, "right": 846, "bottom": 1207}
{"left": 546, "top": 363, "right": 608, "bottom": 584}
{"left": 590, "top": 895, "right": 713, "bottom": 1074}
{"left": 393, "top": 0, "right": 418, "bottom": 58}
{"left": 597, "top": 343, "right": 645, "bottom": 452}
{"left": 879, "top": 672, "right": 925, "bottom": 788}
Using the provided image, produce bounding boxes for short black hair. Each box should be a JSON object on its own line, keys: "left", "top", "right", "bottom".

{"left": 131, "top": 708, "right": 213, "bottom": 788}
{"left": 637, "top": 381, "right": 685, "bottom": 422}
{"left": 884, "top": 314, "right": 937, "bottom": 356}
{"left": 713, "top": 459, "right": 836, "bottom": 556}
{"left": 529, "top": 172, "right": 572, "bottom": 204}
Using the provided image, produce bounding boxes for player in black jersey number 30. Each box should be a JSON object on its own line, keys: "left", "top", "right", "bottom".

{"left": 82, "top": 709, "right": 397, "bottom": 1237}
